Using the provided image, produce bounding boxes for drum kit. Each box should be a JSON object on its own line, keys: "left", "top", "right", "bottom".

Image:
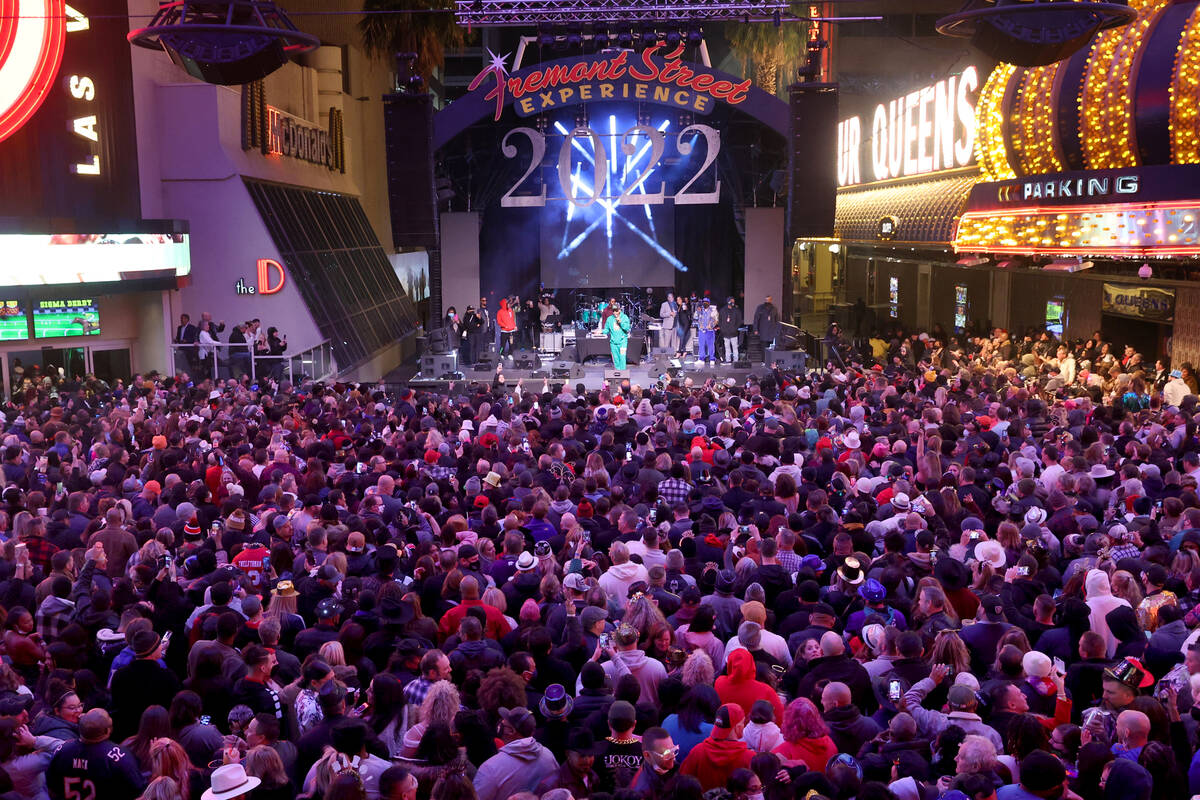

{"left": 574, "top": 291, "right": 647, "bottom": 332}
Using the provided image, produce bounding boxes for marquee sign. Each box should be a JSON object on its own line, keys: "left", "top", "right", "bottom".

{"left": 469, "top": 43, "right": 752, "bottom": 122}
{"left": 837, "top": 66, "right": 981, "bottom": 187}
{"left": 436, "top": 48, "right": 789, "bottom": 150}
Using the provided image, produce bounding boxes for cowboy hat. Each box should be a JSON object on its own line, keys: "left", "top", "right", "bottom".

{"left": 975, "top": 539, "right": 1007, "bottom": 570}
{"left": 202, "top": 764, "right": 262, "bottom": 800}
{"left": 483, "top": 471, "right": 502, "bottom": 488}
{"left": 1024, "top": 507, "right": 1048, "bottom": 526}
{"left": 843, "top": 430, "right": 862, "bottom": 450}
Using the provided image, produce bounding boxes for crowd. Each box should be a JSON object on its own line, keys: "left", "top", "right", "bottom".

{"left": 0, "top": 323, "right": 1193, "bottom": 800}
{"left": 174, "top": 312, "right": 288, "bottom": 382}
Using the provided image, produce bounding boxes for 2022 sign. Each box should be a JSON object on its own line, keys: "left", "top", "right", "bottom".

{"left": 499, "top": 123, "right": 721, "bottom": 208}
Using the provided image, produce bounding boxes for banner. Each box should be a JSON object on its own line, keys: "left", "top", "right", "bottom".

{"left": 1101, "top": 283, "right": 1175, "bottom": 322}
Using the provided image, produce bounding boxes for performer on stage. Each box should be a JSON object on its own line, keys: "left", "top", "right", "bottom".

{"left": 696, "top": 297, "right": 717, "bottom": 365}
{"left": 719, "top": 296, "right": 743, "bottom": 363}
{"left": 461, "top": 305, "right": 482, "bottom": 365}
{"left": 538, "top": 295, "right": 560, "bottom": 325}
{"left": 674, "top": 298, "right": 692, "bottom": 359}
{"left": 603, "top": 301, "right": 632, "bottom": 369}
{"left": 754, "top": 294, "right": 780, "bottom": 364}
{"left": 497, "top": 298, "right": 516, "bottom": 358}
{"left": 659, "top": 292, "right": 678, "bottom": 354}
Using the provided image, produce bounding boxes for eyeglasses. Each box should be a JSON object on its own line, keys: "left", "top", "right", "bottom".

{"left": 652, "top": 746, "right": 679, "bottom": 760}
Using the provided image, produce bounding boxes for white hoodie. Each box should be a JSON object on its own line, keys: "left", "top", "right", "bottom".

{"left": 599, "top": 560, "right": 649, "bottom": 609}
{"left": 1086, "top": 569, "right": 1131, "bottom": 658}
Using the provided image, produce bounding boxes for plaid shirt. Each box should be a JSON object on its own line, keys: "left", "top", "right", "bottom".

{"left": 657, "top": 478, "right": 692, "bottom": 505}
{"left": 36, "top": 596, "right": 75, "bottom": 641}
{"left": 1108, "top": 543, "right": 1140, "bottom": 562}
{"left": 777, "top": 550, "right": 802, "bottom": 574}
{"left": 23, "top": 535, "right": 58, "bottom": 576}
{"left": 403, "top": 676, "right": 435, "bottom": 707}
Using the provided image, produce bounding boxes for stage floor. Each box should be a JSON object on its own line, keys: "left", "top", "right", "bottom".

{"left": 383, "top": 352, "right": 784, "bottom": 391}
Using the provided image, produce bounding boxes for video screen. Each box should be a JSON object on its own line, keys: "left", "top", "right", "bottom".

{"left": 540, "top": 204, "right": 677, "bottom": 289}
{"left": 0, "top": 233, "right": 190, "bottom": 286}
{"left": 33, "top": 300, "right": 100, "bottom": 338}
{"left": 0, "top": 302, "right": 29, "bottom": 341}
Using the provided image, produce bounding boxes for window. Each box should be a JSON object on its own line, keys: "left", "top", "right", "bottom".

{"left": 244, "top": 180, "right": 421, "bottom": 368}
{"left": 1046, "top": 298, "right": 1066, "bottom": 337}
{"left": 889, "top": 276, "right": 899, "bottom": 318}
{"left": 954, "top": 285, "right": 967, "bottom": 333}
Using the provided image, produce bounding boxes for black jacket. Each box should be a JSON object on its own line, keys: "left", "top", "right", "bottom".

{"left": 824, "top": 705, "right": 881, "bottom": 757}
{"left": 796, "top": 654, "right": 877, "bottom": 714}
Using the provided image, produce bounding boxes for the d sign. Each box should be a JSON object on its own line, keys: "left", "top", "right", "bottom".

{"left": 256, "top": 258, "right": 285, "bottom": 295}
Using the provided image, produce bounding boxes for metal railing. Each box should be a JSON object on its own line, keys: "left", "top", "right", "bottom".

{"left": 172, "top": 339, "right": 336, "bottom": 385}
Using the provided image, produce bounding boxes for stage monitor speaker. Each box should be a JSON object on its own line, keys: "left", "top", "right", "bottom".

{"left": 421, "top": 352, "right": 458, "bottom": 376}
{"left": 513, "top": 349, "right": 541, "bottom": 370}
{"left": 426, "top": 327, "right": 451, "bottom": 354}
{"left": 551, "top": 360, "right": 582, "bottom": 379}
{"left": 787, "top": 82, "right": 838, "bottom": 240}
{"left": 605, "top": 369, "right": 630, "bottom": 380}
{"left": 767, "top": 348, "right": 809, "bottom": 372}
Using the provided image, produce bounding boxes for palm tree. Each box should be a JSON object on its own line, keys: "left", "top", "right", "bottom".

{"left": 723, "top": 13, "right": 807, "bottom": 95}
{"left": 358, "top": 0, "right": 464, "bottom": 80}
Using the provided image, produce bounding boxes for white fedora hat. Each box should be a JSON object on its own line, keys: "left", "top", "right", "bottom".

{"left": 202, "top": 764, "right": 262, "bottom": 800}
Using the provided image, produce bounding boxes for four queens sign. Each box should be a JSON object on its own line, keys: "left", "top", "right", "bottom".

{"left": 1101, "top": 283, "right": 1175, "bottom": 322}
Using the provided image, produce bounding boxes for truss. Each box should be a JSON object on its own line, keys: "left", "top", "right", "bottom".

{"left": 454, "top": 0, "right": 793, "bottom": 27}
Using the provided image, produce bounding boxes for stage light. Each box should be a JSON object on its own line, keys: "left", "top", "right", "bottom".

{"left": 666, "top": 29, "right": 682, "bottom": 46}
{"left": 593, "top": 27, "right": 610, "bottom": 47}
{"left": 687, "top": 27, "right": 704, "bottom": 44}
{"left": 566, "top": 31, "right": 583, "bottom": 48}
{"left": 642, "top": 30, "right": 659, "bottom": 46}
{"left": 617, "top": 31, "right": 634, "bottom": 47}
{"left": 575, "top": 109, "right": 589, "bottom": 130}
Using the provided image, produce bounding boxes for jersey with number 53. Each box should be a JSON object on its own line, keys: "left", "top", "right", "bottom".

{"left": 47, "top": 739, "right": 147, "bottom": 800}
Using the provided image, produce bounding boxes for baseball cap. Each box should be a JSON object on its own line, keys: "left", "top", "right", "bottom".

{"left": 497, "top": 706, "right": 536, "bottom": 737}
{"left": 714, "top": 703, "right": 746, "bottom": 731}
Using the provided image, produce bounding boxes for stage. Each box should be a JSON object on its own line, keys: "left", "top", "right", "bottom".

{"left": 387, "top": 338, "right": 811, "bottom": 391}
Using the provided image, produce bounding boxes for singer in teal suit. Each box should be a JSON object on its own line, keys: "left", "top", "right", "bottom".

{"left": 603, "top": 304, "right": 632, "bottom": 369}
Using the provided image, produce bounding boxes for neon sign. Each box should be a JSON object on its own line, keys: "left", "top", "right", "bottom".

{"left": 0, "top": 0, "right": 68, "bottom": 144}
{"left": 468, "top": 43, "right": 752, "bottom": 122}
{"left": 837, "top": 66, "right": 980, "bottom": 187}
{"left": 236, "top": 259, "right": 286, "bottom": 295}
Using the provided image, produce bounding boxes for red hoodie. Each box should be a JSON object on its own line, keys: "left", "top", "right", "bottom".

{"left": 679, "top": 734, "right": 754, "bottom": 790}
{"left": 497, "top": 300, "right": 516, "bottom": 332}
{"left": 714, "top": 649, "right": 784, "bottom": 721}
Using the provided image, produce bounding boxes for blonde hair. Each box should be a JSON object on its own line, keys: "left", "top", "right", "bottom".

{"left": 138, "top": 776, "right": 183, "bottom": 800}
{"left": 1110, "top": 570, "right": 1144, "bottom": 608}
{"left": 318, "top": 641, "right": 346, "bottom": 667}
{"left": 481, "top": 587, "right": 508, "bottom": 614}
{"left": 681, "top": 650, "right": 714, "bottom": 687}
{"left": 419, "top": 680, "right": 462, "bottom": 729}
{"left": 243, "top": 745, "right": 289, "bottom": 786}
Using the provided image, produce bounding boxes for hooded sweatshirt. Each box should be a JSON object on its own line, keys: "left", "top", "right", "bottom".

{"left": 714, "top": 649, "right": 784, "bottom": 721}
{"left": 598, "top": 561, "right": 649, "bottom": 610}
{"left": 474, "top": 737, "right": 559, "bottom": 800}
{"left": 679, "top": 733, "right": 754, "bottom": 790}
{"left": 497, "top": 300, "right": 516, "bottom": 333}
{"left": 1086, "top": 569, "right": 1132, "bottom": 658}
{"left": 602, "top": 648, "right": 668, "bottom": 706}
